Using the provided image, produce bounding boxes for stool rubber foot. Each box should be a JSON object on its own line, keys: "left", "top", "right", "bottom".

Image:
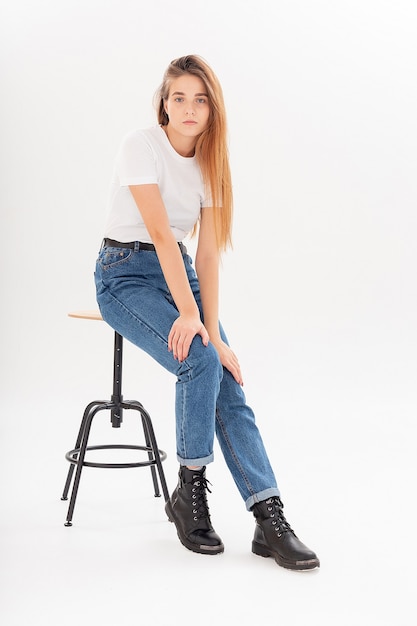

{"left": 64, "top": 521, "right": 73, "bottom": 527}
{"left": 61, "top": 497, "right": 68, "bottom": 501}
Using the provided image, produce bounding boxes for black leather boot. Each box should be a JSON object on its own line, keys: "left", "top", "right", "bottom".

{"left": 165, "top": 466, "right": 224, "bottom": 555}
{"left": 252, "top": 497, "right": 320, "bottom": 570}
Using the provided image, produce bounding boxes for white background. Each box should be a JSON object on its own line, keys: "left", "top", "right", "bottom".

{"left": 1, "top": 1, "right": 416, "bottom": 624}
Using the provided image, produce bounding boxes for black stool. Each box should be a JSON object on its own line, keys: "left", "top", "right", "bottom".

{"left": 61, "top": 310, "right": 169, "bottom": 526}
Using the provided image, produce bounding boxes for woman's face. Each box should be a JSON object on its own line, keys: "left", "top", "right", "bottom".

{"left": 164, "top": 74, "right": 210, "bottom": 139}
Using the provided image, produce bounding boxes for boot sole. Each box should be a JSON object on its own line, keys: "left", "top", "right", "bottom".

{"left": 165, "top": 501, "right": 224, "bottom": 556}
{"left": 252, "top": 540, "right": 320, "bottom": 571}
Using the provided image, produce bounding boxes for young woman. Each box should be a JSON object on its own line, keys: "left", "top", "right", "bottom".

{"left": 95, "top": 55, "right": 319, "bottom": 571}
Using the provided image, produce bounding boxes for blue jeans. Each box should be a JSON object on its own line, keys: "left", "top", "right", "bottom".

{"left": 94, "top": 241, "right": 280, "bottom": 510}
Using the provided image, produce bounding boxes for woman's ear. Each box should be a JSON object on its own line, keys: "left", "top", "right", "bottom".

{"left": 163, "top": 101, "right": 169, "bottom": 120}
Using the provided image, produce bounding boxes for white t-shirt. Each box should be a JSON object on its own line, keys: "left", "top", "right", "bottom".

{"left": 103, "top": 125, "right": 210, "bottom": 243}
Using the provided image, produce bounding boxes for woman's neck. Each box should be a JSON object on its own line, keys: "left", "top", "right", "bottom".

{"left": 163, "top": 124, "right": 196, "bottom": 157}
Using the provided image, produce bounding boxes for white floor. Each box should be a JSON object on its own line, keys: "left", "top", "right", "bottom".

{"left": 1, "top": 388, "right": 415, "bottom": 626}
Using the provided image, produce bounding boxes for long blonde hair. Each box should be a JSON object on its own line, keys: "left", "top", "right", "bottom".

{"left": 155, "top": 55, "right": 233, "bottom": 252}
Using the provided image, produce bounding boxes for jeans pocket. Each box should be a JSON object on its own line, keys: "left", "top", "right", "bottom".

{"left": 99, "top": 247, "right": 132, "bottom": 269}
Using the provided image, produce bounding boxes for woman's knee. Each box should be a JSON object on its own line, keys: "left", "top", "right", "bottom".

{"left": 179, "top": 339, "right": 223, "bottom": 382}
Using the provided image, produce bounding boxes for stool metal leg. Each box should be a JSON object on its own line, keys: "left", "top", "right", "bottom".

{"left": 64, "top": 403, "right": 108, "bottom": 526}
{"left": 62, "top": 401, "right": 169, "bottom": 526}
{"left": 129, "top": 400, "right": 170, "bottom": 501}
{"left": 61, "top": 399, "right": 107, "bottom": 502}
{"left": 61, "top": 329, "right": 169, "bottom": 526}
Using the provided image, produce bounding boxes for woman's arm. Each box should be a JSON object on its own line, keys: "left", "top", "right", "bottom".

{"left": 129, "top": 184, "right": 209, "bottom": 362}
{"left": 196, "top": 207, "right": 243, "bottom": 385}
{"left": 195, "top": 206, "right": 221, "bottom": 340}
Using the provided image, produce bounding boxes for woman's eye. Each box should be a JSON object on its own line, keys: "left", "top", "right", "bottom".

{"left": 174, "top": 97, "right": 184, "bottom": 102}
{"left": 196, "top": 98, "right": 206, "bottom": 104}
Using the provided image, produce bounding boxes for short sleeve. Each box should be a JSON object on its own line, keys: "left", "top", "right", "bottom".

{"left": 117, "top": 130, "right": 159, "bottom": 187}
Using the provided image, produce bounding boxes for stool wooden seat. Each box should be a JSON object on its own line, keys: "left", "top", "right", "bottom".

{"left": 61, "top": 310, "right": 169, "bottom": 526}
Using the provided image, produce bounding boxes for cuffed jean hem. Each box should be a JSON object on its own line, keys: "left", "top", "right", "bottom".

{"left": 177, "top": 453, "right": 214, "bottom": 466}
{"left": 245, "top": 488, "right": 281, "bottom": 512}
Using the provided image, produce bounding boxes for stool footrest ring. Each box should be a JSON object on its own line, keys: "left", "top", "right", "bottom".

{"left": 65, "top": 444, "right": 167, "bottom": 469}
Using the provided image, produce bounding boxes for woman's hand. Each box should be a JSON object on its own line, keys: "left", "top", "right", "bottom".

{"left": 211, "top": 338, "right": 244, "bottom": 386}
{"left": 168, "top": 314, "right": 209, "bottom": 362}
{"left": 169, "top": 318, "right": 243, "bottom": 385}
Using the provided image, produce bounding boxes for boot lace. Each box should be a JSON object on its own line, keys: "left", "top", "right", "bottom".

{"left": 191, "top": 474, "right": 212, "bottom": 521}
{"left": 265, "top": 497, "right": 295, "bottom": 538}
